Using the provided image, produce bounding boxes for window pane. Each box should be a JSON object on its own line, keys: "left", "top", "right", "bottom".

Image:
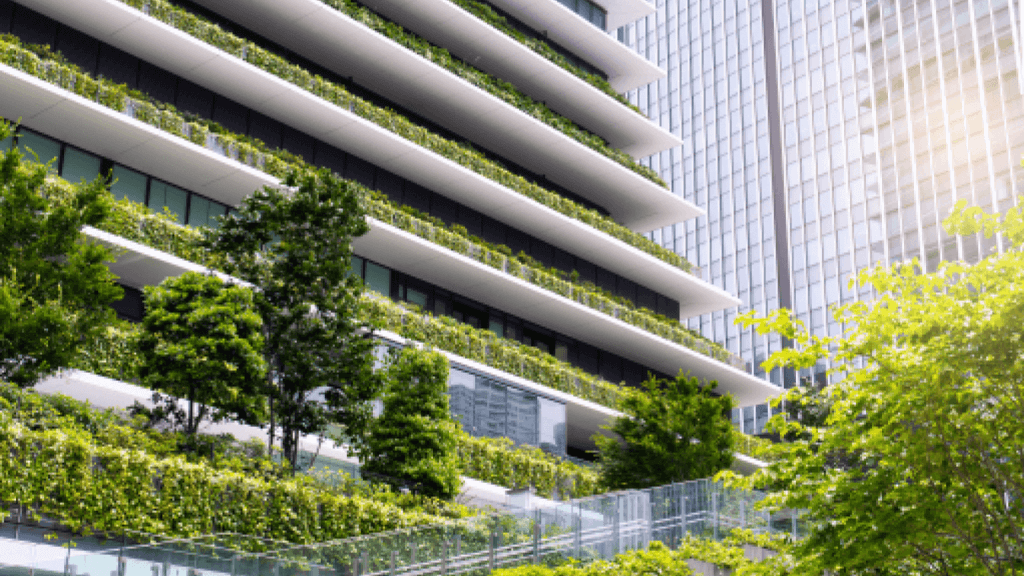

{"left": 448, "top": 368, "right": 476, "bottom": 433}
{"left": 364, "top": 261, "right": 391, "bottom": 295}
{"left": 17, "top": 130, "right": 60, "bottom": 172}
{"left": 350, "top": 256, "right": 364, "bottom": 279}
{"left": 149, "top": 181, "right": 187, "bottom": 225}
{"left": 0, "top": 135, "right": 11, "bottom": 152}
{"left": 538, "top": 397, "right": 567, "bottom": 455}
{"left": 473, "top": 378, "right": 506, "bottom": 439}
{"left": 110, "top": 166, "right": 148, "bottom": 205}
{"left": 506, "top": 387, "right": 538, "bottom": 447}
{"left": 61, "top": 147, "right": 101, "bottom": 184}
{"left": 187, "top": 195, "right": 211, "bottom": 227}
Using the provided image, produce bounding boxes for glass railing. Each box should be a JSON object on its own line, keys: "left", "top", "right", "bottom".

{"left": 2, "top": 479, "right": 804, "bottom": 576}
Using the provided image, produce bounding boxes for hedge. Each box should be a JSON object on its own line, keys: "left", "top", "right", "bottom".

{"left": 0, "top": 33, "right": 690, "bottom": 273}
{"left": 122, "top": 0, "right": 665, "bottom": 185}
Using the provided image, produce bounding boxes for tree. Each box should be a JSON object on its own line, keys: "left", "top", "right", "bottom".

{"left": 594, "top": 373, "right": 735, "bottom": 490}
{"left": 0, "top": 121, "right": 122, "bottom": 386}
{"left": 203, "top": 168, "right": 381, "bottom": 470}
{"left": 136, "top": 272, "right": 267, "bottom": 436}
{"left": 726, "top": 202, "right": 1024, "bottom": 576}
{"left": 358, "top": 347, "right": 462, "bottom": 499}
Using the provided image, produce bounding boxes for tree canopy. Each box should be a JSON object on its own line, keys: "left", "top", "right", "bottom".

{"left": 0, "top": 121, "right": 122, "bottom": 386}
{"left": 727, "top": 201, "right": 1024, "bottom": 576}
{"left": 595, "top": 373, "right": 735, "bottom": 490}
{"left": 203, "top": 168, "right": 380, "bottom": 470}
{"left": 358, "top": 347, "right": 462, "bottom": 499}
{"left": 137, "top": 272, "right": 266, "bottom": 436}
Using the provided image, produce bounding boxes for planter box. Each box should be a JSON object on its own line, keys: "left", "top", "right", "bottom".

{"left": 685, "top": 559, "right": 733, "bottom": 576}
{"left": 743, "top": 544, "right": 778, "bottom": 562}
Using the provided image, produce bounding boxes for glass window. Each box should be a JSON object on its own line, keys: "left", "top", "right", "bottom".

{"left": 0, "top": 133, "right": 12, "bottom": 152}
{"left": 188, "top": 195, "right": 212, "bottom": 228}
{"left": 364, "top": 261, "right": 391, "bottom": 296}
{"left": 61, "top": 147, "right": 101, "bottom": 185}
{"left": 110, "top": 166, "right": 148, "bottom": 205}
{"left": 17, "top": 130, "right": 60, "bottom": 172}
{"left": 406, "top": 287, "right": 428, "bottom": 309}
{"left": 506, "top": 388, "right": 538, "bottom": 447}
{"left": 539, "top": 397, "right": 567, "bottom": 455}
{"left": 148, "top": 181, "right": 188, "bottom": 225}
{"left": 473, "top": 378, "right": 507, "bottom": 439}
{"left": 448, "top": 368, "right": 476, "bottom": 433}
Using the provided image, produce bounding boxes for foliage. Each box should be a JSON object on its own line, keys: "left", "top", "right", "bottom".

{"left": 358, "top": 348, "right": 462, "bottom": 499}
{"left": 494, "top": 541, "right": 695, "bottom": 576}
{"left": 203, "top": 168, "right": 380, "bottom": 471}
{"left": 0, "top": 121, "right": 123, "bottom": 386}
{"left": 136, "top": 272, "right": 267, "bottom": 436}
{"left": 0, "top": 382, "right": 476, "bottom": 521}
{"left": 596, "top": 373, "right": 734, "bottom": 490}
{"left": 0, "top": 411, "right": 445, "bottom": 543}
{"left": 0, "top": 34, "right": 690, "bottom": 273}
{"left": 724, "top": 202, "right": 1024, "bottom": 575}
{"left": 444, "top": 0, "right": 639, "bottom": 113}
{"left": 678, "top": 535, "right": 749, "bottom": 569}
{"left": 319, "top": 0, "right": 652, "bottom": 166}
{"left": 115, "top": 0, "right": 665, "bottom": 186}
{"left": 456, "top": 434, "right": 600, "bottom": 499}
{"left": 366, "top": 193, "right": 746, "bottom": 367}
{"left": 67, "top": 319, "right": 143, "bottom": 383}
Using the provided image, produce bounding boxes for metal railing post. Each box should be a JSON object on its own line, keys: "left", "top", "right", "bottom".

{"left": 712, "top": 492, "right": 719, "bottom": 540}
{"left": 611, "top": 494, "right": 621, "bottom": 558}
{"left": 532, "top": 515, "right": 541, "bottom": 564}
{"left": 389, "top": 551, "right": 397, "bottom": 576}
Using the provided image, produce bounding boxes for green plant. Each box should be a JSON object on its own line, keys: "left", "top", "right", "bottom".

{"left": 0, "top": 413, "right": 446, "bottom": 543}
{"left": 137, "top": 272, "right": 267, "bottom": 436}
{"left": 359, "top": 348, "right": 462, "bottom": 499}
{"left": 116, "top": 0, "right": 664, "bottom": 186}
{"left": 316, "top": 0, "right": 651, "bottom": 170}
{"left": 456, "top": 434, "right": 600, "bottom": 499}
{"left": 0, "top": 120, "right": 123, "bottom": 386}
{"left": 595, "top": 373, "right": 735, "bottom": 490}
{"left": 722, "top": 201, "right": 1024, "bottom": 575}
{"left": 0, "top": 33, "right": 689, "bottom": 273}
{"left": 677, "top": 535, "right": 749, "bottom": 569}
{"left": 203, "top": 169, "right": 381, "bottom": 471}
{"left": 443, "top": 0, "right": 641, "bottom": 115}
{"left": 67, "top": 319, "right": 143, "bottom": 383}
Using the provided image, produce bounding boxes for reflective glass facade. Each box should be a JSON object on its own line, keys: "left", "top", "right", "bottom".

{"left": 622, "top": 0, "right": 785, "bottom": 399}
{"left": 378, "top": 341, "right": 568, "bottom": 455}
{"left": 622, "top": 0, "right": 1024, "bottom": 433}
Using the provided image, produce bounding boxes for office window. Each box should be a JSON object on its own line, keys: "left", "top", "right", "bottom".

{"left": 110, "top": 166, "right": 148, "bottom": 205}
{"left": 61, "top": 147, "right": 101, "bottom": 185}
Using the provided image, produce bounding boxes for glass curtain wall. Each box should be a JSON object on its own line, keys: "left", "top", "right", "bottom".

{"left": 620, "top": 0, "right": 784, "bottom": 433}
{"left": 778, "top": 0, "right": 1024, "bottom": 385}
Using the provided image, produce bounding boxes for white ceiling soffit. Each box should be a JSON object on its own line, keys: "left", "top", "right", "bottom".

{"left": 356, "top": 220, "right": 780, "bottom": 407}
{"left": 84, "top": 227, "right": 250, "bottom": 289}
{"left": 353, "top": 0, "right": 679, "bottom": 154}
{"left": 0, "top": 65, "right": 271, "bottom": 208}
{"left": 20, "top": 0, "right": 697, "bottom": 233}
{"left": 0, "top": 64, "right": 733, "bottom": 315}
{"left": 172, "top": 0, "right": 682, "bottom": 208}
{"left": 484, "top": 0, "right": 659, "bottom": 91}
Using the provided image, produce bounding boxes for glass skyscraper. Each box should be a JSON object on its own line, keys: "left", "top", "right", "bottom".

{"left": 624, "top": 0, "right": 1024, "bottom": 433}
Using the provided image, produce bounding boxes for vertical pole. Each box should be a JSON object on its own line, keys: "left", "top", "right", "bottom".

{"left": 682, "top": 496, "right": 688, "bottom": 537}
{"left": 611, "top": 495, "right": 621, "bottom": 559}
{"left": 740, "top": 501, "right": 746, "bottom": 528}
{"left": 351, "top": 555, "right": 360, "bottom": 576}
{"left": 361, "top": 551, "right": 369, "bottom": 576}
{"left": 712, "top": 493, "right": 719, "bottom": 540}
{"left": 488, "top": 531, "right": 496, "bottom": 572}
{"left": 455, "top": 535, "right": 462, "bottom": 557}
{"left": 442, "top": 540, "right": 449, "bottom": 575}
{"left": 389, "top": 551, "right": 397, "bottom": 576}
{"left": 792, "top": 512, "right": 798, "bottom": 538}
{"left": 532, "top": 520, "right": 541, "bottom": 564}
{"left": 573, "top": 505, "right": 582, "bottom": 560}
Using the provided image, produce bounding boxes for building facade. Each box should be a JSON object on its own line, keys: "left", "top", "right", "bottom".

{"left": 0, "top": 0, "right": 775, "bottom": 463}
{"left": 623, "top": 0, "right": 1024, "bottom": 434}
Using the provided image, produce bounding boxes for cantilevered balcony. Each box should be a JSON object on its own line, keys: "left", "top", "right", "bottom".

{"left": 0, "top": 62, "right": 731, "bottom": 314}
{"left": 19, "top": 0, "right": 692, "bottom": 233}
{"left": 193, "top": 0, "right": 680, "bottom": 159}
{"left": 481, "top": 0, "right": 659, "bottom": 90}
